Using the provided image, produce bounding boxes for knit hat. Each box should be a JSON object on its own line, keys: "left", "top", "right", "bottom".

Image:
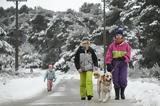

{"left": 48, "top": 64, "right": 53, "bottom": 68}
{"left": 82, "top": 36, "right": 90, "bottom": 41}
{"left": 115, "top": 28, "right": 124, "bottom": 36}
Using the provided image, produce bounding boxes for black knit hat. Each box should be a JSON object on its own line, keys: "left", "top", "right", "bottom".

{"left": 115, "top": 28, "right": 124, "bottom": 36}
{"left": 82, "top": 36, "right": 90, "bottom": 41}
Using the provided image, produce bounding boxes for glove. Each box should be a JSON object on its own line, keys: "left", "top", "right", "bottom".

{"left": 78, "top": 69, "right": 82, "bottom": 73}
{"left": 107, "top": 64, "right": 112, "bottom": 72}
{"left": 93, "top": 67, "right": 98, "bottom": 72}
{"left": 53, "top": 78, "right": 56, "bottom": 82}
{"left": 117, "top": 56, "right": 125, "bottom": 61}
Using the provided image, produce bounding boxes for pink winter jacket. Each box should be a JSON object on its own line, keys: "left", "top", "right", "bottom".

{"left": 105, "top": 41, "right": 131, "bottom": 64}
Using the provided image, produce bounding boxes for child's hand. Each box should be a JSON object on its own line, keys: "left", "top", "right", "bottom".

{"left": 78, "top": 69, "right": 82, "bottom": 73}
{"left": 93, "top": 67, "right": 98, "bottom": 72}
{"left": 53, "top": 78, "right": 56, "bottom": 82}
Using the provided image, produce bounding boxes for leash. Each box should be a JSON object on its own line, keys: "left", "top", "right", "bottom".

{"left": 111, "top": 61, "right": 120, "bottom": 73}
{"left": 104, "top": 61, "right": 120, "bottom": 73}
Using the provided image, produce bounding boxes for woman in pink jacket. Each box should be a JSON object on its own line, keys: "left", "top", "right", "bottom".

{"left": 105, "top": 28, "right": 131, "bottom": 100}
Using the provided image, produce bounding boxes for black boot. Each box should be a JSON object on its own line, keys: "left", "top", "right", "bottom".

{"left": 87, "top": 95, "right": 93, "bottom": 100}
{"left": 114, "top": 88, "right": 119, "bottom": 100}
{"left": 81, "top": 97, "right": 86, "bottom": 100}
{"left": 121, "top": 87, "right": 125, "bottom": 99}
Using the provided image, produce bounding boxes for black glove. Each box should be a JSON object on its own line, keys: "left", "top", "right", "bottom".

{"left": 107, "top": 64, "right": 112, "bottom": 72}
{"left": 117, "top": 56, "right": 125, "bottom": 61}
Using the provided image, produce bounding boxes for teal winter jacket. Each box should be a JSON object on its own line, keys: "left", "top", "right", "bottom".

{"left": 44, "top": 69, "right": 56, "bottom": 81}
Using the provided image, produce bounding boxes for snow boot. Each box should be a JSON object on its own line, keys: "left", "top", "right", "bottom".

{"left": 121, "top": 87, "right": 125, "bottom": 99}
{"left": 87, "top": 95, "right": 93, "bottom": 100}
{"left": 114, "top": 88, "right": 119, "bottom": 100}
{"left": 81, "top": 97, "right": 86, "bottom": 100}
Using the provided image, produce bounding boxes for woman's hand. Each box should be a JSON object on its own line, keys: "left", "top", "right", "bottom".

{"left": 107, "top": 64, "right": 112, "bottom": 72}
{"left": 117, "top": 56, "right": 125, "bottom": 61}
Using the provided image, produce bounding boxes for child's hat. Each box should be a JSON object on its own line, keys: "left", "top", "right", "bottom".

{"left": 48, "top": 64, "right": 53, "bottom": 68}
{"left": 82, "top": 36, "right": 90, "bottom": 41}
{"left": 115, "top": 28, "right": 124, "bottom": 36}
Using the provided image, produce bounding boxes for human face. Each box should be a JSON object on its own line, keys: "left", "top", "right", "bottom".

{"left": 115, "top": 34, "right": 123, "bottom": 39}
{"left": 81, "top": 40, "right": 90, "bottom": 49}
{"left": 48, "top": 65, "right": 53, "bottom": 69}
{"left": 115, "top": 34, "right": 124, "bottom": 44}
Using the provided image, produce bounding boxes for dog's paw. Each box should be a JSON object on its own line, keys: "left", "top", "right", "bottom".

{"left": 108, "top": 96, "right": 111, "bottom": 99}
{"left": 102, "top": 99, "right": 107, "bottom": 102}
{"left": 98, "top": 99, "right": 102, "bottom": 102}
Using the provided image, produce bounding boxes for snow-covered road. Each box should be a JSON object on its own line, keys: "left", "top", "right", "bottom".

{"left": 1, "top": 78, "right": 137, "bottom": 106}
{"left": 0, "top": 69, "right": 160, "bottom": 106}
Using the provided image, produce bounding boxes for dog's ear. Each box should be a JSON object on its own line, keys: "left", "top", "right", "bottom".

{"left": 100, "top": 74, "right": 105, "bottom": 81}
{"left": 93, "top": 72, "right": 100, "bottom": 79}
{"left": 108, "top": 72, "right": 112, "bottom": 74}
{"left": 108, "top": 72, "right": 112, "bottom": 76}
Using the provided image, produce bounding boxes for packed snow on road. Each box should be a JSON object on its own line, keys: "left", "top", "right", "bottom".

{"left": 0, "top": 68, "right": 160, "bottom": 106}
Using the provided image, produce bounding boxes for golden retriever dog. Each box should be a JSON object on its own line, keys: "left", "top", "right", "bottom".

{"left": 94, "top": 71, "right": 112, "bottom": 102}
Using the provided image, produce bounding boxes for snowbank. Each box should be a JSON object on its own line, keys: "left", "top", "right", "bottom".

{"left": 126, "top": 78, "right": 160, "bottom": 106}
{"left": 0, "top": 69, "right": 62, "bottom": 104}
{"left": 0, "top": 76, "right": 45, "bottom": 102}
{"left": 1, "top": 68, "right": 160, "bottom": 106}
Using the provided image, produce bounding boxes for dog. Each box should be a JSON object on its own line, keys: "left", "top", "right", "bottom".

{"left": 93, "top": 71, "right": 112, "bottom": 102}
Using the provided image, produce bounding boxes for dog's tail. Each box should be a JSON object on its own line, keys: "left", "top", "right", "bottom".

{"left": 93, "top": 71, "right": 101, "bottom": 79}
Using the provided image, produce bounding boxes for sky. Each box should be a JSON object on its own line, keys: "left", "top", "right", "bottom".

{"left": 0, "top": 0, "right": 101, "bottom": 11}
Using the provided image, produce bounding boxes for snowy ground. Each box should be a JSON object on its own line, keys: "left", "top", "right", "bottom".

{"left": 0, "top": 68, "right": 63, "bottom": 104}
{"left": 126, "top": 78, "right": 160, "bottom": 106}
{"left": 93, "top": 72, "right": 160, "bottom": 106}
{"left": 0, "top": 68, "right": 160, "bottom": 106}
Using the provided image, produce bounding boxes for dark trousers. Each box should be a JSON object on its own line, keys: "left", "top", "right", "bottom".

{"left": 112, "top": 61, "right": 128, "bottom": 88}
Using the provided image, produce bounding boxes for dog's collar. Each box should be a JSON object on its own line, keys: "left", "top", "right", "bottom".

{"left": 100, "top": 80, "right": 111, "bottom": 87}
{"left": 106, "top": 79, "right": 112, "bottom": 82}
{"left": 105, "top": 80, "right": 111, "bottom": 86}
